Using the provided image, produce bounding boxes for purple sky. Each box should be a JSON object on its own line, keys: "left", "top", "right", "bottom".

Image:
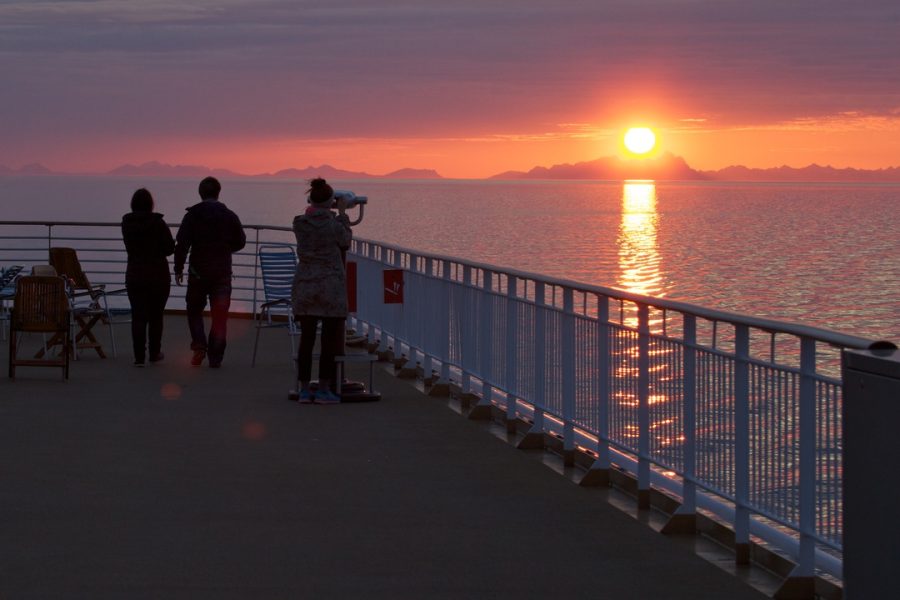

{"left": 1, "top": 0, "right": 898, "bottom": 176}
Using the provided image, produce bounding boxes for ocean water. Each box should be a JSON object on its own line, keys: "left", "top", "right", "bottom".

{"left": 1, "top": 176, "right": 898, "bottom": 342}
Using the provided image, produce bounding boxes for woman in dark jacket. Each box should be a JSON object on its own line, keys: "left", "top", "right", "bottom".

{"left": 122, "top": 188, "right": 175, "bottom": 366}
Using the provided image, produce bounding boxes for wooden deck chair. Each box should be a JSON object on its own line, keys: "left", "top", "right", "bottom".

{"left": 252, "top": 245, "right": 299, "bottom": 366}
{"left": 49, "top": 247, "right": 125, "bottom": 358}
{"left": 9, "top": 275, "right": 70, "bottom": 380}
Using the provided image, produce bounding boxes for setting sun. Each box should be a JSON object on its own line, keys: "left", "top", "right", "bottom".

{"left": 624, "top": 127, "right": 657, "bottom": 155}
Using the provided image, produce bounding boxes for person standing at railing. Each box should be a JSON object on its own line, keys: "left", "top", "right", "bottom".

{"left": 173, "top": 176, "right": 246, "bottom": 368}
{"left": 122, "top": 188, "right": 175, "bottom": 367}
{"left": 291, "top": 177, "right": 352, "bottom": 404}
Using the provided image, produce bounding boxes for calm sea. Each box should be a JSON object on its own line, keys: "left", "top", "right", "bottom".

{"left": 1, "top": 176, "right": 898, "bottom": 342}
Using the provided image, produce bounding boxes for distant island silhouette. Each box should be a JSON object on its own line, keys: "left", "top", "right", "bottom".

{"left": 490, "top": 152, "right": 900, "bottom": 182}
{"left": 2, "top": 155, "right": 900, "bottom": 181}
{"left": 105, "top": 162, "right": 443, "bottom": 180}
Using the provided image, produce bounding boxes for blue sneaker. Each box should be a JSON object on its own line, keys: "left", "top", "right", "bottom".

{"left": 314, "top": 389, "right": 341, "bottom": 404}
{"left": 299, "top": 389, "right": 314, "bottom": 404}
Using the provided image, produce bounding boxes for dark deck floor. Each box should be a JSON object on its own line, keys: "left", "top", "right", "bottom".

{"left": 0, "top": 315, "right": 771, "bottom": 598}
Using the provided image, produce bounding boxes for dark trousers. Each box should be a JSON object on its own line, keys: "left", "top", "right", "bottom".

{"left": 185, "top": 276, "right": 231, "bottom": 363}
{"left": 296, "top": 316, "right": 344, "bottom": 386}
{"left": 127, "top": 280, "right": 170, "bottom": 361}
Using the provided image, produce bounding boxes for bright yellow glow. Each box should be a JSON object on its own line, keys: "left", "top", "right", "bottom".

{"left": 618, "top": 182, "right": 664, "bottom": 300}
{"left": 624, "top": 127, "right": 657, "bottom": 154}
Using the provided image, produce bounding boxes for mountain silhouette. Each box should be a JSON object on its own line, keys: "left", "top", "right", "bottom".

{"left": 490, "top": 153, "right": 707, "bottom": 181}
{"left": 0, "top": 163, "right": 54, "bottom": 175}
{"left": 491, "top": 153, "right": 900, "bottom": 181}
{"left": 99, "top": 162, "right": 443, "bottom": 180}
{"left": 108, "top": 161, "right": 240, "bottom": 178}
{"left": 383, "top": 168, "right": 442, "bottom": 179}
{"left": 705, "top": 163, "right": 900, "bottom": 182}
{"left": 264, "top": 164, "right": 376, "bottom": 179}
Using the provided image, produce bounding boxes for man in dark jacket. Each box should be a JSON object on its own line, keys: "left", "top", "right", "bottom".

{"left": 173, "top": 176, "right": 246, "bottom": 368}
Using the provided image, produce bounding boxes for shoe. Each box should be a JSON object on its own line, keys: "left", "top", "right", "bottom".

{"left": 208, "top": 360, "right": 222, "bottom": 369}
{"left": 191, "top": 350, "right": 206, "bottom": 367}
{"left": 134, "top": 359, "right": 145, "bottom": 368}
{"left": 298, "top": 389, "right": 313, "bottom": 404}
{"left": 149, "top": 352, "right": 164, "bottom": 363}
{"left": 314, "top": 389, "right": 341, "bottom": 404}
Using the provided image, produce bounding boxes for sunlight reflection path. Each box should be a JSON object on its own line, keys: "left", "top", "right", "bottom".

{"left": 617, "top": 181, "right": 664, "bottom": 298}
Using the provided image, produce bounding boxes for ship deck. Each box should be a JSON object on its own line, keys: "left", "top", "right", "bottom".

{"left": 0, "top": 315, "right": 774, "bottom": 598}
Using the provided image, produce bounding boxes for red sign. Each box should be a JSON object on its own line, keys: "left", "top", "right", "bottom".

{"left": 383, "top": 269, "right": 404, "bottom": 304}
{"left": 346, "top": 261, "right": 357, "bottom": 313}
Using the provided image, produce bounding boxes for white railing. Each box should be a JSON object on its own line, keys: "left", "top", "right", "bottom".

{"left": 2, "top": 220, "right": 885, "bottom": 586}
{"left": 346, "top": 237, "right": 886, "bottom": 586}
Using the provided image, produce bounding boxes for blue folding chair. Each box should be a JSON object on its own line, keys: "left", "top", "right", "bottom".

{"left": 252, "top": 245, "right": 298, "bottom": 366}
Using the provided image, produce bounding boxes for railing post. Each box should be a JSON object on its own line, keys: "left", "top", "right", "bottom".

{"left": 441, "top": 260, "right": 452, "bottom": 386}
{"left": 390, "top": 249, "right": 404, "bottom": 363}
{"left": 637, "top": 303, "right": 651, "bottom": 508}
{"left": 250, "top": 228, "right": 261, "bottom": 317}
{"left": 504, "top": 275, "right": 519, "bottom": 432}
{"left": 518, "top": 281, "right": 546, "bottom": 450}
{"left": 775, "top": 336, "right": 817, "bottom": 598}
{"left": 562, "top": 288, "right": 576, "bottom": 466}
{"left": 470, "top": 268, "right": 494, "bottom": 420}
{"left": 580, "top": 294, "right": 611, "bottom": 486}
{"left": 422, "top": 256, "right": 434, "bottom": 378}
{"left": 662, "top": 314, "right": 697, "bottom": 532}
{"left": 427, "top": 259, "right": 453, "bottom": 396}
{"left": 370, "top": 243, "right": 388, "bottom": 354}
{"left": 461, "top": 265, "right": 474, "bottom": 394}
{"left": 734, "top": 324, "right": 751, "bottom": 564}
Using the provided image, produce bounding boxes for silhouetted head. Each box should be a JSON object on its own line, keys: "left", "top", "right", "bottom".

{"left": 308, "top": 177, "right": 334, "bottom": 206}
{"left": 131, "top": 188, "right": 154, "bottom": 212}
{"left": 199, "top": 176, "right": 221, "bottom": 200}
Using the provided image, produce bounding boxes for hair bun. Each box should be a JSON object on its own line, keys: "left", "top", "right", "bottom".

{"left": 307, "top": 177, "right": 334, "bottom": 205}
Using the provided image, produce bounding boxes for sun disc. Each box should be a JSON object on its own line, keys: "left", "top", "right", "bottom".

{"left": 624, "top": 127, "right": 656, "bottom": 155}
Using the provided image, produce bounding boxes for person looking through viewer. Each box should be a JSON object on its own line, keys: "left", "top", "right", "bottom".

{"left": 121, "top": 188, "right": 175, "bottom": 367}
{"left": 173, "top": 176, "right": 246, "bottom": 368}
{"left": 291, "top": 177, "right": 352, "bottom": 404}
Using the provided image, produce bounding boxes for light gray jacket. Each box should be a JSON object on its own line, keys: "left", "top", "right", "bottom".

{"left": 291, "top": 207, "right": 352, "bottom": 318}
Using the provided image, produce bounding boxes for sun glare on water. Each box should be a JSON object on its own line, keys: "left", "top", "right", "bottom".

{"left": 623, "top": 127, "right": 656, "bottom": 155}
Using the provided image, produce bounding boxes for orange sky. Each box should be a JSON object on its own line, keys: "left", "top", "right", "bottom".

{"left": 2, "top": 1, "right": 899, "bottom": 178}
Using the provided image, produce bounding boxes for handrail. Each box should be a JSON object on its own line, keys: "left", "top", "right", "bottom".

{"left": 349, "top": 236, "right": 879, "bottom": 350}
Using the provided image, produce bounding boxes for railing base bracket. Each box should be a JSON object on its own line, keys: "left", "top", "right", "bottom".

{"left": 467, "top": 403, "right": 492, "bottom": 421}
{"left": 427, "top": 382, "right": 450, "bottom": 397}
{"left": 660, "top": 513, "right": 697, "bottom": 535}
{"left": 517, "top": 431, "right": 544, "bottom": 450}
{"left": 735, "top": 543, "right": 751, "bottom": 565}
{"left": 773, "top": 575, "right": 815, "bottom": 600}
{"left": 637, "top": 489, "right": 651, "bottom": 510}
{"left": 396, "top": 366, "right": 418, "bottom": 379}
{"left": 579, "top": 468, "right": 610, "bottom": 487}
